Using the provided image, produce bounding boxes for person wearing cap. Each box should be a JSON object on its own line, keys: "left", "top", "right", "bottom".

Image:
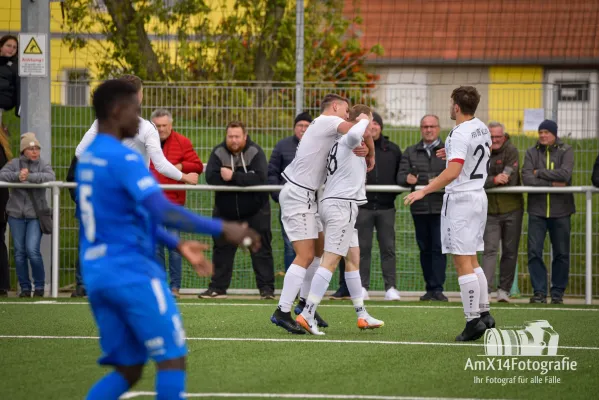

{"left": 0, "top": 132, "right": 55, "bottom": 297}
{"left": 522, "top": 119, "right": 574, "bottom": 304}
{"left": 268, "top": 112, "right": 313, "bottom": 272}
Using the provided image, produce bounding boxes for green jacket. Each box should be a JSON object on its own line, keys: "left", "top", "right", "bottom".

{"left": 521, "top": 139, "right": 575, "bottom": 218}
{"left": 484, "top": 136, "right": 523, "bottom": 215}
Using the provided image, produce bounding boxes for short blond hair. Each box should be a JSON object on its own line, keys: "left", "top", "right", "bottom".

{"left": 348, "top": 104, "right": 372, "bottom": 121}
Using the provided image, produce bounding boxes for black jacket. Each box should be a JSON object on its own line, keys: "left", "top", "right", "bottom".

{"left": 66, "top": 155, "right": 78, "bottom": 204}
{"left": 267, "top": 135, "right": 300, "bottom": 202}
{"left": 397, "top": 139, "right": 446, "bottom": 215}
{"left": 592, "top": 153, "right": 599, "bottom": 188}
{"left": 360, "top": 136, "right": 402, "bottom": 210}
{"left": 206, "top": 136, "right": 269, "bottom": 220}
{"left": 0, "top": 145, "right": 8, "bottom": 227}
{"left": 0, "top": 56, "right": 19, "bottom": 113}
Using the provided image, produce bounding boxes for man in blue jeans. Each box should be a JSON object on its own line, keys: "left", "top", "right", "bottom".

{"left": 268, "top": 112, "right": 313, "bottom": 271}
{"left": 521, "top": 120, "right": 575, "bottom": 304}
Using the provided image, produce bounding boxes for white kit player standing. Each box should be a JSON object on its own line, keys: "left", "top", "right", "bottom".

{"left": 296, "top": 105, "right": 384, "bottom": 335}
{"left": 75, "top": 75, "right": 198, "bottom": 185}
{"left": 404, "top": 86, "right": 495, "bottom": 342}
{"left": 270, "top": 94, "right": 375, "bottom": 334}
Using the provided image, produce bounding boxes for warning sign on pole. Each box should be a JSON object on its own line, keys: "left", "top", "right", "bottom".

{"left": 18, "top": 33, "right": 47, "bottom": 77}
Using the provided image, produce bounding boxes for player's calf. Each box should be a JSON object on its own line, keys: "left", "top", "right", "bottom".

{"left": 86, "top": 365, "right": 143, "bottom": 400}
{"left": 156, "top": 357, "right": 186, "bottom": 400}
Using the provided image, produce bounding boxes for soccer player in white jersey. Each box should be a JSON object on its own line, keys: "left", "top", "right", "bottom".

{"left": 271, "top": 94, "right": 375, "bottom": 334}
{"left": 75, "top": 75, "right": 198, "bottom": 185}
{"left": 297, "top": 104, "right": 384, "bottom": 335}
{"left": 404, "top": 86, "right": 495, "bottom": 342}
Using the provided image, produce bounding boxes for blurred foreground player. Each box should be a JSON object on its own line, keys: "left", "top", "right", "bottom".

{"left": 77, "top": 79, "right": 260, "bottom": 400}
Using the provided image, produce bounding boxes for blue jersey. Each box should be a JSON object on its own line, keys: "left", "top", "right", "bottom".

{"left": 76, "top": 134, "right": 165, "bottom": 291}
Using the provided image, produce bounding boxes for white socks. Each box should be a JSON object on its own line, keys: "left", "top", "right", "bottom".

{"left": 299, "top": 257, "right": 320, "bottom": 301}
{"left": 277, "top": 264, "right": 306, "bottom": 313}
{"left": 474, "top": 267, "right": 490, "bottom": 313}
{"left": 458, "top": 273, "right": 480, "bottom": 321}
{"left": 345, "top": 270, "right": 368, "bottom": 318}
{"left": 301, "top": 267, "right": 332, "bottom": 321}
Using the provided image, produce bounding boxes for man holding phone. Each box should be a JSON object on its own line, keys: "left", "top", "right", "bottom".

{"left": 482, "top": 122, "right": 523, "bottom": 303}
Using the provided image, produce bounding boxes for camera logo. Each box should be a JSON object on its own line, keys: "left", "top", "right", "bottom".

{"left": 484, "top": 320, "right": 559, "bottom": 356}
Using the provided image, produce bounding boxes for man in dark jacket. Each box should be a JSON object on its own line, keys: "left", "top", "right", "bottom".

{"left": 397, "top": 114, "right": 447, "bottom": 301}
{"left": 352, "top": 112, "right": 402, "bottom": 300}
{"left": 202, "top": 121, "right": 275, "bottom": 299}
{"left": 482, "top": 122, "right": 523, "bottom": 303}
{"left": 66, "top": 155, "right": 86, "bottom": 297}
{"left": 522, "top": 120, "right": 575, "bottom": 304}
{"left": 268, "top": 112, "right": 312, "bottom": 271}
{"left": 592, "top": 153, "right": 599, "bottom": 187}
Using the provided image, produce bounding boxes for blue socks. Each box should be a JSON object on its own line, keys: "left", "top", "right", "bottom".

{"left": 86, "top": 371, "right": 129, "bottom": 400}
{"left": 156, "top": 370, "right": 186, "bottom": 400}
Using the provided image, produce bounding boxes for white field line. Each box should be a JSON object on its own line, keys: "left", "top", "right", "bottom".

{"left": 0, "top": 334, "right": 598, "bottom": 351}
{"left": 0, "top": 301, "right": 597, "bottom": 312}
{"left": 119, "top": 391, "right": 508, "bottom": 400}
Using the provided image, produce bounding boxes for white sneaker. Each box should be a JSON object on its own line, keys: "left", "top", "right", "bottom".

{"left": 358, "top": 314, "right": 384, "bottom": 330}
{"left": 384, "top": 287, "right": 401, "bottom": 301}
{"left": 296, "top": 314, "right": 325, "bottom": 335}
{"left": 497, "top": 289, "right": 510, "bottom": 303}
{"left": 362, "top": 287, "right": 370, "bottom": 300}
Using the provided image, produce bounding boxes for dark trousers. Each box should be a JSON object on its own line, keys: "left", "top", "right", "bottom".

{"left": 0, "top": 216, "right": 10, "bottom": 291}
{"left": 209, "top": 203, "right": 275, "bottom": 292}
{"left": 412, "top": 213, "right": 446, "bottom": 292}
{"left": 527, "top": 215, "right": 571, "bottom": 297}
{"left": 356, "top": 208, "right": 397, "bottom": 291}
{"left": 482, "top": 210, "right": 523, "bottom": 292}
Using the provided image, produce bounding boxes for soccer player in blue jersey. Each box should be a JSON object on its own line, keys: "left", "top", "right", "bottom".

{"left": 77, "top": 79, "right": 260, "bottom": 400}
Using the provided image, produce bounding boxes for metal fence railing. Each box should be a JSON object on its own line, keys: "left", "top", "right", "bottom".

{"left": 0, "top": 182, "right": 597, "bottom": 304}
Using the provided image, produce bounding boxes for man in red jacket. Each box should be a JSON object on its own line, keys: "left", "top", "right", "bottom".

{"left": 150, "top": 109, "right": 204, "bottom": 297}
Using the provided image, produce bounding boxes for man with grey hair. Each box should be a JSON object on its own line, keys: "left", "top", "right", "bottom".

{"left": 149, "top": 108, "right": 204, "bottom": 297}
{"left": 482, "top": 121, "right": 523, "bottom": 303}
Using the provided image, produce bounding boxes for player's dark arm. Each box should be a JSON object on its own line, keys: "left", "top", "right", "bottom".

{"left": 231, "top": 149, "right": 268, "bottom": 186}
{"left": 156, "top": 226, "right": 181, "bottom": 249}
{"left": 66, "top": 155, "right": 78, "bottom": 203}
{"left": 421, "top": 161, "right": 463, "bottom": 195}
{"left": 535, "top": 147, "right": 574, "bottom": 183}
{"left": 205, "top": 149, "right": 227, "bottom": 185}
{"left": 267, "top": 143, "right": 283, "bottom": 202}
{"left": 521, "top": 150, "right": 551, "bottom": 186}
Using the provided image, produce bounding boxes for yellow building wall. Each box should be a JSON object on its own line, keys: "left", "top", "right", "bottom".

{"left": 488, "top": 66, "right": 544, "bottom": 136}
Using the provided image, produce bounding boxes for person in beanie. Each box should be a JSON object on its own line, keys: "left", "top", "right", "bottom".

{"left": 268, "top": 112, "right": 313, "bottom": 272}
{"left": 522, "top": 119, "right": 574, "bottom": 304}
{"left": 0, "top": 132, "right": 55, "bottom": 297}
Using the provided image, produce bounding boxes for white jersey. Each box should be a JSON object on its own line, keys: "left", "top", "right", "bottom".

{"left": 75, "top": 117, "right": 183, "bottom": 181}
{"left": 321, "top": 119, "right": 369, "bottom": 205}
{"left": 282, "top": 115, "right": 345, "bottom": 191}
{"left": 445, "top": 117, "right": 492, "bottom": 193}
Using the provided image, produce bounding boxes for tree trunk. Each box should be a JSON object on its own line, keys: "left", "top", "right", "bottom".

{"left": 253, "top": 0, "right": 286, "bottom": 82}
{"left": 103, "top": 0, "right": 164, "bottom": 80}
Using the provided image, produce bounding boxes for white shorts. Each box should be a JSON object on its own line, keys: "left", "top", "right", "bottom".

{"left": 279, "top": 183, "right": 320, "bottom": 242}
{"left": 441, "top": 190, "right": 487, "bottom": 255}
{"left": 320, "top": 200, "right": 359, "bottom": 257}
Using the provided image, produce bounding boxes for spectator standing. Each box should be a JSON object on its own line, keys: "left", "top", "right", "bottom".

{"left": 149, "top": 109, "right": 204, "bottom": 298}
{"left": 522, "top": 120, "right": 574, "bottom": 304}
{"left": 268, "top": 112, "right": 312, "bottom": 272}
{"left": 0, "top": 133, "right": 55, "bottom": 297}
{"left": 347, "top": 112, "right": 402, "bottom": 300}
{"left": 592, "top": 153, "right": 599, "bottom": 187}
{"left": 482, "top": 122, "right": 523, "bottom": 303}
{"left": 397, "top": 114, "right": 447, "bottom": 301}
{"left": 0, "top": 126, "right": 11, "bottom": 296}
{"left": 0, "top": 35, "right": 20, "bottom": 127}
{"left": 202, "top": 121, "right": 275, "bottom": 299}
{"left": 66, "top": 155, "right": 87, "bottom": 297}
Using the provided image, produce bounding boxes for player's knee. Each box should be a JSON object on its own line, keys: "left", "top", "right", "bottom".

{"left": 115, "top": 365, "right": 144, "bottom": 387}
{"left": 157, "top": 356, "right": 186, "bottom": 371}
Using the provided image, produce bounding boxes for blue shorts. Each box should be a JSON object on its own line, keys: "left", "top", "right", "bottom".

{"left": 88, "top": 278, "right": 187, "bottom": 366}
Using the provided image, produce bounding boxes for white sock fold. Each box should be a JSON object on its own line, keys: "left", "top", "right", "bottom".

{"left": 474, "top": 267, "right": 490, "bottom": 313}
{"left": 458, "top": 273, "right": 480, "bottom": 321}
{"left": 345, "top": 270, "right": 368, "bottom": 318}
{"left": 299, "top": 257, "right": 320, "bottom": 301}
{"left": 277, "top": 264, "right": 306, "bottom": 313}
{"left": 301, "top": 267, "right": 333, "bottom": 321}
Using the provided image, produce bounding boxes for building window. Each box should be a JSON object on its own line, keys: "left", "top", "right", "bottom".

{"left": 557, "top": 82, "right": 589, "bottom": 102}
{"left": 65, "top": 69, "right": 90, "bottom": 106}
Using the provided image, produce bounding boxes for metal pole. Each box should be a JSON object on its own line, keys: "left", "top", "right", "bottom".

{"left": 585, "top": 190, "right": 593, "bottom": 305}
{"left": 295, "top": 0, "right": 305, "bottom": 116}
{"left": 51, "top": 184, "right": 60, "bottom": 298}
{"left": 21, "top": 0, "right": 52, "bottom": 295}
{"left": 552, "top": 84, "right": 559, "bottom": 123}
